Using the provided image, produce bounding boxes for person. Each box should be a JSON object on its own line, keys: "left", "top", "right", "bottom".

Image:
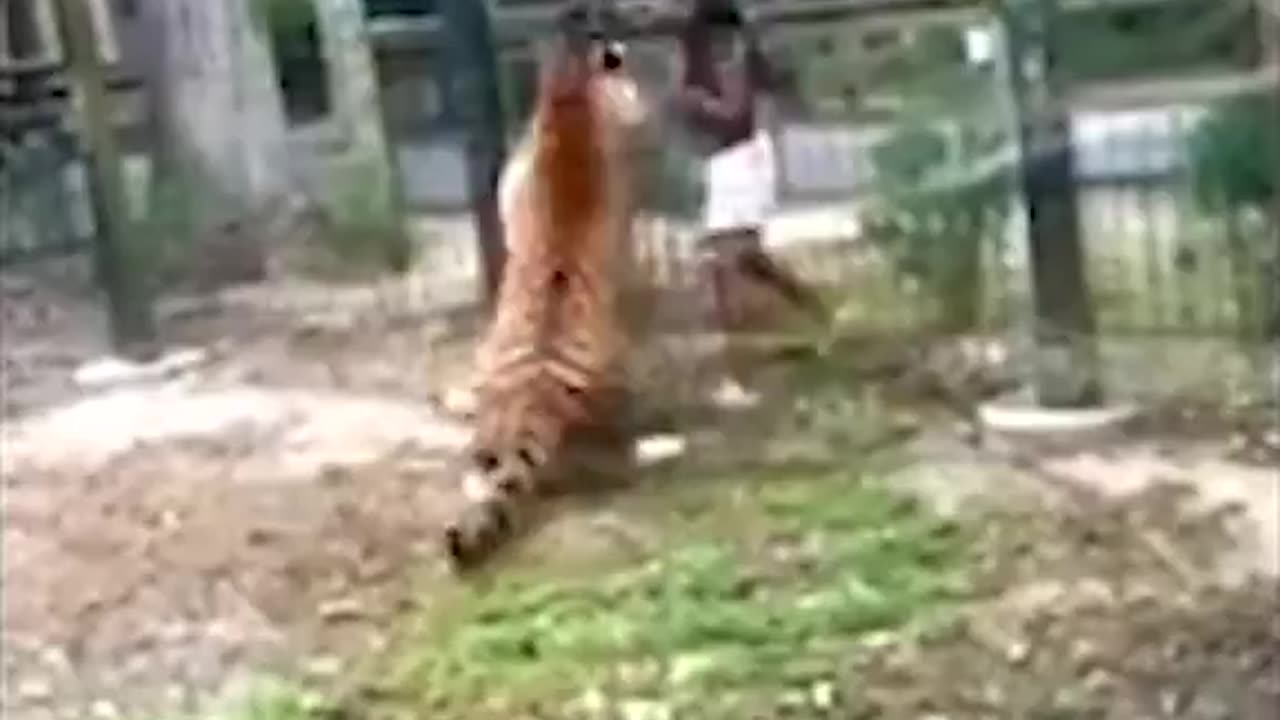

{"left": 672, "top": 0, "right": 826, "bottom": 407}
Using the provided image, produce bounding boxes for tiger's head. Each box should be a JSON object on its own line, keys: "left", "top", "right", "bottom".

{"left": 535, "top": 3, "right": 651, "bottom": 149}
{"left": 497, "top": 10, "right": 652, "bottom": 249}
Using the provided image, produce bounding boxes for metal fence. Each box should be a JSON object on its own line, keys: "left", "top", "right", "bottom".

{"left": 729, "top": 1, "right": 1278, "bottom": 341}
{"left": 0, "top": 126, "right": 97, "bottom": 267}
{"left": 3, "top": 0, "right": 1276, "bottom": 351}
{"left": 769, "top": 85, "right": 1279, "bottom": 339}
{"left": 359, "top": 0, "right": 1278, "bottom": 344}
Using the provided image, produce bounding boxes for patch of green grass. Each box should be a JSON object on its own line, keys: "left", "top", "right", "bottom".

{"left": 293, "top": 464, "right": 974, "bottom": 719}
{"left": 230, "top": 679, "right": 323, "bottom": 720}
{"left": 318, "top": 159, "right": 413, "bottom": 274}
{"left": 225, "top": 367, "right": 978, "bottom": 719}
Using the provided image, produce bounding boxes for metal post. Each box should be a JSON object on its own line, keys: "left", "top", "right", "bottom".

{"left": 999, "top": 0, "right": 1101, "bottom": 407}
{"left": 438, "top": 0, "right": 508, "bottom": 306}
{"left": 1261, "top": 0, "right": 1280, "bottom": 338}
{"left": 52, "top": 0, "right": 156, "bottom": 353}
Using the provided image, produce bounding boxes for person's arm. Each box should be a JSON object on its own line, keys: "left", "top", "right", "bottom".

{"left": 676, "top": 71, "right": 749, "bottom": 125}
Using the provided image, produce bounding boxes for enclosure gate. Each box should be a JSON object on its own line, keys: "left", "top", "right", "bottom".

{"left": 1, "top": 0, "right": 113, "bottom": 269}
{"left": 2, "top": 0, "right": 155, "bottom": 347}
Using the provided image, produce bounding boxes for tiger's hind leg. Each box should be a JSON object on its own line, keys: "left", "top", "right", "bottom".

{"left": 539, "top": 383, "right": 637, "bottom": 496}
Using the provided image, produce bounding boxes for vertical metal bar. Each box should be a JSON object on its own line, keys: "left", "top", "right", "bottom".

{"left": 999, "top": 0, "right": 1102, "bottom": 407}
{"left": 1139, "top": 121, "right": 1165, "bottom": 330}
{"left": 52, "top": 0, "right": 156, "bottom": 352}
{"left": 1168, "top": 111, "right": 1200, "bottom": 331}
{"left": 988, "top": 14, "right": 1030, "bottom": 364}
{"left": 87, "top": 0, "right": 117, "bottom": 64}
{"left": 1261, "top": 0, "right": 1280, "bottom": 338}
{"left": 1, "top": 0, "right": 11, "bottom": 64}
{"left": 32, "top": 0, "right": 62, "bottom": 63}
{"left": 438, "top": 0, "right": 508, "bottom": 306}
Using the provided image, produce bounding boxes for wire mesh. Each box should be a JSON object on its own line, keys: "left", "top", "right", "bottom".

{"left": 1, "top": 0, "right": 1276, "bottom": 407}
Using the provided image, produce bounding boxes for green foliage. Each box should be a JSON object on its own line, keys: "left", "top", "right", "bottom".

{"left": 0, "top": 134, "right": 86, "bottom": 263}
{"left": 866, "top": 119, "right": 1011, "bottom": 333}
{"left": 378, "top": 470, "right": 971, "bottom": 717}
{"left": 810, "top": 19, "right": 1013, "bottom": 333}
{"left": 132, "top": 188, "right": 190, "bottom": 290}
{"left": 1185, "top": 95, "right": 1279, "bottom": 338}
{"left": 871, "top": 123, "right": 950, "bottom": 188}
{"left": 234, "top": 679, "right": 327, "bottom": 720}
{"left": 217, "top": 351, "right": 983, "bottom": 720}
{"left": 1056, "top": 0, "right": 1258, "bottom": 84}
{"left": 777, "top": 24, "right": 987, "bottom": 121}
{"left": 318, "top": 158, "right": 413, "bottom": 273}
{"left": 868, "top": 25, "right": 969, "bottom": 89}
{"left": 1187, "top": 95, "right": 1279, "bottom": 212}
{"left": 783, "top": 0, "right": 1257, "bottom": 118}
{"left": 256, "top": 0, "right": 317, "bottom": 37}
{"left": 232, "top": 445, "right": 976, "bottom": 719}
{"left": 768, "top": 22, "right": 1013, "bottom": 331}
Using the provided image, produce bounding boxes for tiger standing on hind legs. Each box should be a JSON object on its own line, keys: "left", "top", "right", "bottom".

{"left": 440, "top": 4, "right": 659, "bottom": 573}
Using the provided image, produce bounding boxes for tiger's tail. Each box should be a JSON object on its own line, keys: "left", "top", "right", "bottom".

{"left": 441, "top": 379, "right": 619, "bottom": 571}
{"left": 442, "top": 452, "right": 543, "bottom": 571}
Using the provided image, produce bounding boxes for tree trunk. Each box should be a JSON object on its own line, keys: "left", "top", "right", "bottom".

{"left": 311, "top": 0, "right": 410, "bottom": 271}
{"left": 137, "top": 0, "right": 293, "bottom": 286}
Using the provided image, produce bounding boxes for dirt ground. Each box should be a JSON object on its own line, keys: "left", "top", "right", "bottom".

{"left": 849, "top": 426, "right": 1280, "bottom": 720}
{"left": 2, "top": 261, "right": 482, "bottom": 720}
{"left": 837, "top": 499, "right": 1280, "bottom": 719}
{"left": 2, "top": 260, "right": 1278, "bottom": 720}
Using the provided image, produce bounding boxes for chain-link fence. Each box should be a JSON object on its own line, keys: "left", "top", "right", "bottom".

{"left": 763, "top": 0, "right": 1275, "bottom": 337}
{"left": 0, "top": 125, "right": 96, "bottom": 266}
{"left": 2, "top": 0, "right": 1276, "bottom": 407}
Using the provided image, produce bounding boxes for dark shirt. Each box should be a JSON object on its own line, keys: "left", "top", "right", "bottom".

{"left": 677, "top": 31, "right": 758, "bottom": 151}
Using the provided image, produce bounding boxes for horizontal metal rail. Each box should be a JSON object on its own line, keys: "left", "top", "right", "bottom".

{"left": 368, "top": 0, "right": 1251, "bottom": 53}
{"left": 1, "top": 75, "right": 144, "bottom": 135}
{"left": 368, "top": 0, "right": 987, "bottom": 52}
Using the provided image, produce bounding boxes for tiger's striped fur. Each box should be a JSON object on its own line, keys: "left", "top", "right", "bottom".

{"left": 442, "top": 30, "right": 650, "bottom": 572}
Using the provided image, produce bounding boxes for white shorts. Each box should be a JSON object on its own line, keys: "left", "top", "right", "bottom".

{"left": 702, "top": 130, "right": 778, "bottom": 233}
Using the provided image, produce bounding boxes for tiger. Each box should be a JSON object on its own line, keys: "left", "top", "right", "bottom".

{"left": 440, "top": 11, "right": 654, "bottom": 572}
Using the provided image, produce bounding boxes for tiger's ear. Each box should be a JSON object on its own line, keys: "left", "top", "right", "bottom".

{"left": 599, "top": 39, "right": 625, "bottom": 71}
